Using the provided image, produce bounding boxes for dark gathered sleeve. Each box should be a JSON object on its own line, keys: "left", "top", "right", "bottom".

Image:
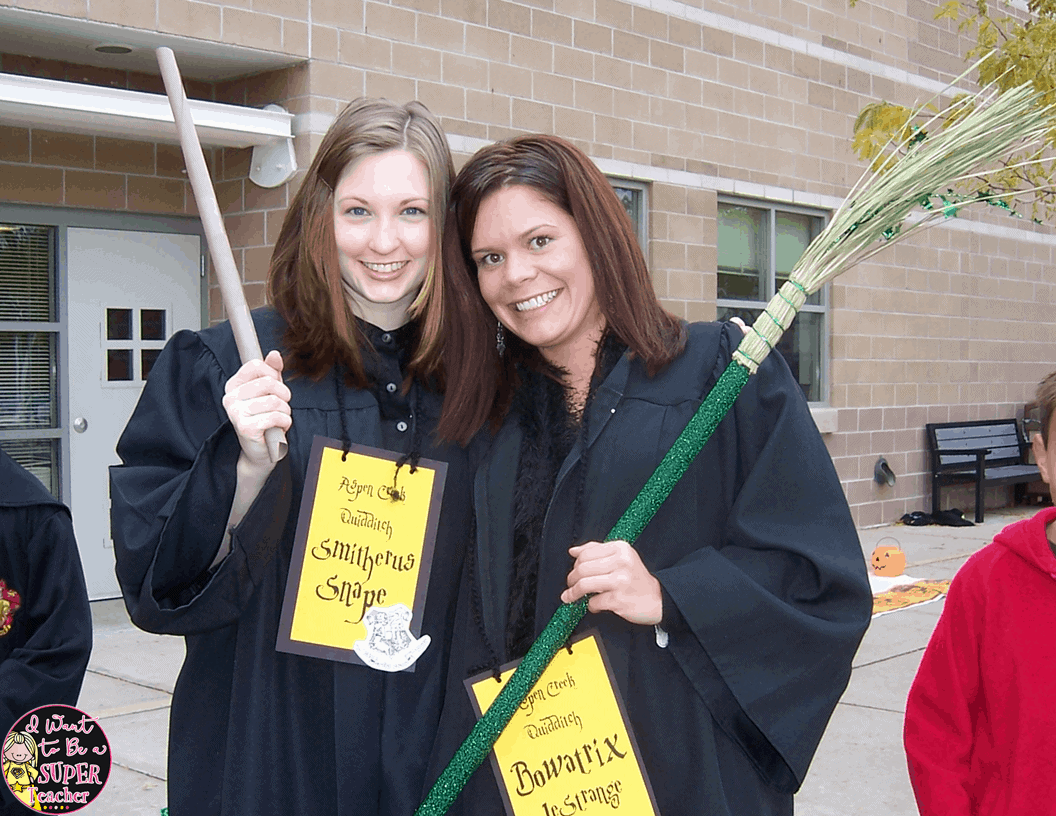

{"left": 654, "top": 329, "right": 872, "bottom": 793}
{"left": 0, "top": 508, "right": 91, "bottom": 739}
{"left": 110, "top": 329, "right": 293, "bottom": 636}
{"left": 658, "top": 583, "right": 689, "bottom": 635}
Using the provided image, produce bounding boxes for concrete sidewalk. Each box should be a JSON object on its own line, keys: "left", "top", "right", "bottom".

{"left": 76, "top": 601, "right": 182, "bottom": 815}
{"left": 72, "top": 506, "right": 1042, "bottom": 815}
{"left": 795, "top": 505, "right": 1040, "bottom": 816}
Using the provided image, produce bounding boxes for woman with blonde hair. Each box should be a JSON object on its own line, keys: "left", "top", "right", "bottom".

{"left": 112, "top": 98, "right": 474, "bottom": 816}
{"left": 427, "top": 134, "right": 871, "bottom": 815}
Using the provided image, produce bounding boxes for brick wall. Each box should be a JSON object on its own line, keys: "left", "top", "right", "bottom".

{"left": 828, "top": 215, "right": 1055, "bottom": 526}
{"left": 0, "top": 50, "right": 310, "bottom": 323}
{"left": 0, "top": 55, "right": 213, "bottom": 217}
{"left": 0, "top": 0, "right": 1052, "bottom": 526}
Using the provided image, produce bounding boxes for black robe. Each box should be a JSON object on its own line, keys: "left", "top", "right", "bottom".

{"left": 0, "top": 450, "right": 92, "bottom": 815}
{"left": 109, "top": 308, "right": 474, "bottom": 816}
{"left": 424, "top": 321, "right": 872, "bottom": 815}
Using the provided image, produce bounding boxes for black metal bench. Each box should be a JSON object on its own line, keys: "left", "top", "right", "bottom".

{"left": 926, "top": 419, "right": 1039, "bottom": 523}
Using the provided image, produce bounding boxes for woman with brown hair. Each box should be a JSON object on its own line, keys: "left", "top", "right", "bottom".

{"left": 110, "top": 98, "right": 474, "bottom": 816}
{"left": 426, "top": 134, "right": 871, "bottom": 814}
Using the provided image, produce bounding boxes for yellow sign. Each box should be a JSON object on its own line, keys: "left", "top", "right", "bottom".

{"left": 467, "top": 632, "right": 658, "bottom": 816}
{"left": 276, "top": 437, "right": 446, "bottom": 671}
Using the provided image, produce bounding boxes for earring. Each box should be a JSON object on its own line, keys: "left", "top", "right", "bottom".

{"left": 496, "top": 322, "right": 506, "bottom": 356}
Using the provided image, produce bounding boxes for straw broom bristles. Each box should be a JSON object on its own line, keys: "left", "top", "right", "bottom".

{"left": 734, "top": 77, "right": 1054, "bottom": 373}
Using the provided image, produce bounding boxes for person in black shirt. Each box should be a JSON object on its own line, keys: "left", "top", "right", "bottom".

{"left": 427, "top": 135, "right": 872, "bottom": 815}
{"left": 0, "top": 449, "right": 91, "bottom": 815}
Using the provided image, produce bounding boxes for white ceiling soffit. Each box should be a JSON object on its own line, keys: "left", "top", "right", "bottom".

{"left": 0, "top": 7, "right": 301, "bottom": 82}
{"left": 0, "top": 72, "right": 292, "bottom": 150}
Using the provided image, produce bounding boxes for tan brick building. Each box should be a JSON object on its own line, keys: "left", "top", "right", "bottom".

{"left": 0, "top": 0, "right": 1052, "bottom": 595}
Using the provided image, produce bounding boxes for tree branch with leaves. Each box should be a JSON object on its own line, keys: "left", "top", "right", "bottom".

{"left": 850, "top": 0, "right": 1056, "bottom": 222}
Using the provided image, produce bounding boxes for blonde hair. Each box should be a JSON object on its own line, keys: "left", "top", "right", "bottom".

{"left": 3, "top": 731, "right": 38, "bottom": 766}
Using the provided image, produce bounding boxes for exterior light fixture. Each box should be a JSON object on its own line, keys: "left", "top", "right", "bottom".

{"left": 91, "top": 43, "right": 134, "bottom": 55}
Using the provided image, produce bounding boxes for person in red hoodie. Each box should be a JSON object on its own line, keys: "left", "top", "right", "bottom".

{"left": 904, "top": 369, "right": 1056, "bottom": 815}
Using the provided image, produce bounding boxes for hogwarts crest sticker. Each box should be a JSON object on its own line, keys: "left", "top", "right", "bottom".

{"left": 0, "top": 580, "right": 21, "bottom": 638}
{"left": 352, "top": 603, "right": 431, "bottom": 671}
{"left": 2, "top": 704, "right": 111, "bottom": 812}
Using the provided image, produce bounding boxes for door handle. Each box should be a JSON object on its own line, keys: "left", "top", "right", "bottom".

{"left": 72, "top": 417, "right": 88, "bottom": 433}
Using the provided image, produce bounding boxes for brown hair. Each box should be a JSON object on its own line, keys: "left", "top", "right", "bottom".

{"left": 1037, "top": 370, "right": 1056, "bottom": 446}
{"left": 437, "top": 134, "right": 686, "bottom": 444}
{"left": 267, "top": 98, "right": 454, "bottom": 387}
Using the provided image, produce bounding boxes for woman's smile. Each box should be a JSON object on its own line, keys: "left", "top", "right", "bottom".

{"left": 513, "top": 289, "right": 560, "bottom": 312}
{"left": 360, "top": 259, "right": 412, "bottom": 275}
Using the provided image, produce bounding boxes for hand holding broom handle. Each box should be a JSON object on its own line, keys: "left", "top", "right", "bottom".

{"left": 156, "top": 46, "right": 288, "bottom": 463}
{"left": 414, "top": 360, "right": 751, "bottom": 816}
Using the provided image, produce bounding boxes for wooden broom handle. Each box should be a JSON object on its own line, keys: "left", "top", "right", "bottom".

{"left": 156, "top": 46, "right": 287, "bottom": 462}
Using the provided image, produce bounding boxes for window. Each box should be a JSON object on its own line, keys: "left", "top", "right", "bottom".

{"left": 609, "top": 179, "right": 648, "bottom": 251}
{"left": 102, "top": 306, "right": 169, "bottom": 383}
{"left": 717, "top": 199, "right": 828, "bottom": 402}
{"left": 0, "top": 223, "right": 60, "bottom": 496}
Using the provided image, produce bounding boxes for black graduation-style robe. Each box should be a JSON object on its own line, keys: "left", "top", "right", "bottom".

{"left": 424, "top": 321, "right": 872, "bottom": 815}
{"left": 109, "top": 308, "right": 473, "bottom": 816}
{"left": 0, "top": 450, "right": 92, "bottom": 815}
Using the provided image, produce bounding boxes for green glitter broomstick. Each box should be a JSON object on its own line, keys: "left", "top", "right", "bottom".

{"left": 416, "top": 73, "right": 1055, "bottom": 815}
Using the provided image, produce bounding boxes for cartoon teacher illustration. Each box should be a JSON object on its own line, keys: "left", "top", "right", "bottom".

{"left": 3, "top": 730, "right": 42, "bottom": 810}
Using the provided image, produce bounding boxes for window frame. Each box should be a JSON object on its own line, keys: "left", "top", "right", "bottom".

{"left": 607, "top": 177, "right": 649, "bottom": 252}
{"left": 716, "top": 195, "right": 831, "bottom": 405}
{"left": 0, "top": 223, "right": 62, "bottom": 497}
